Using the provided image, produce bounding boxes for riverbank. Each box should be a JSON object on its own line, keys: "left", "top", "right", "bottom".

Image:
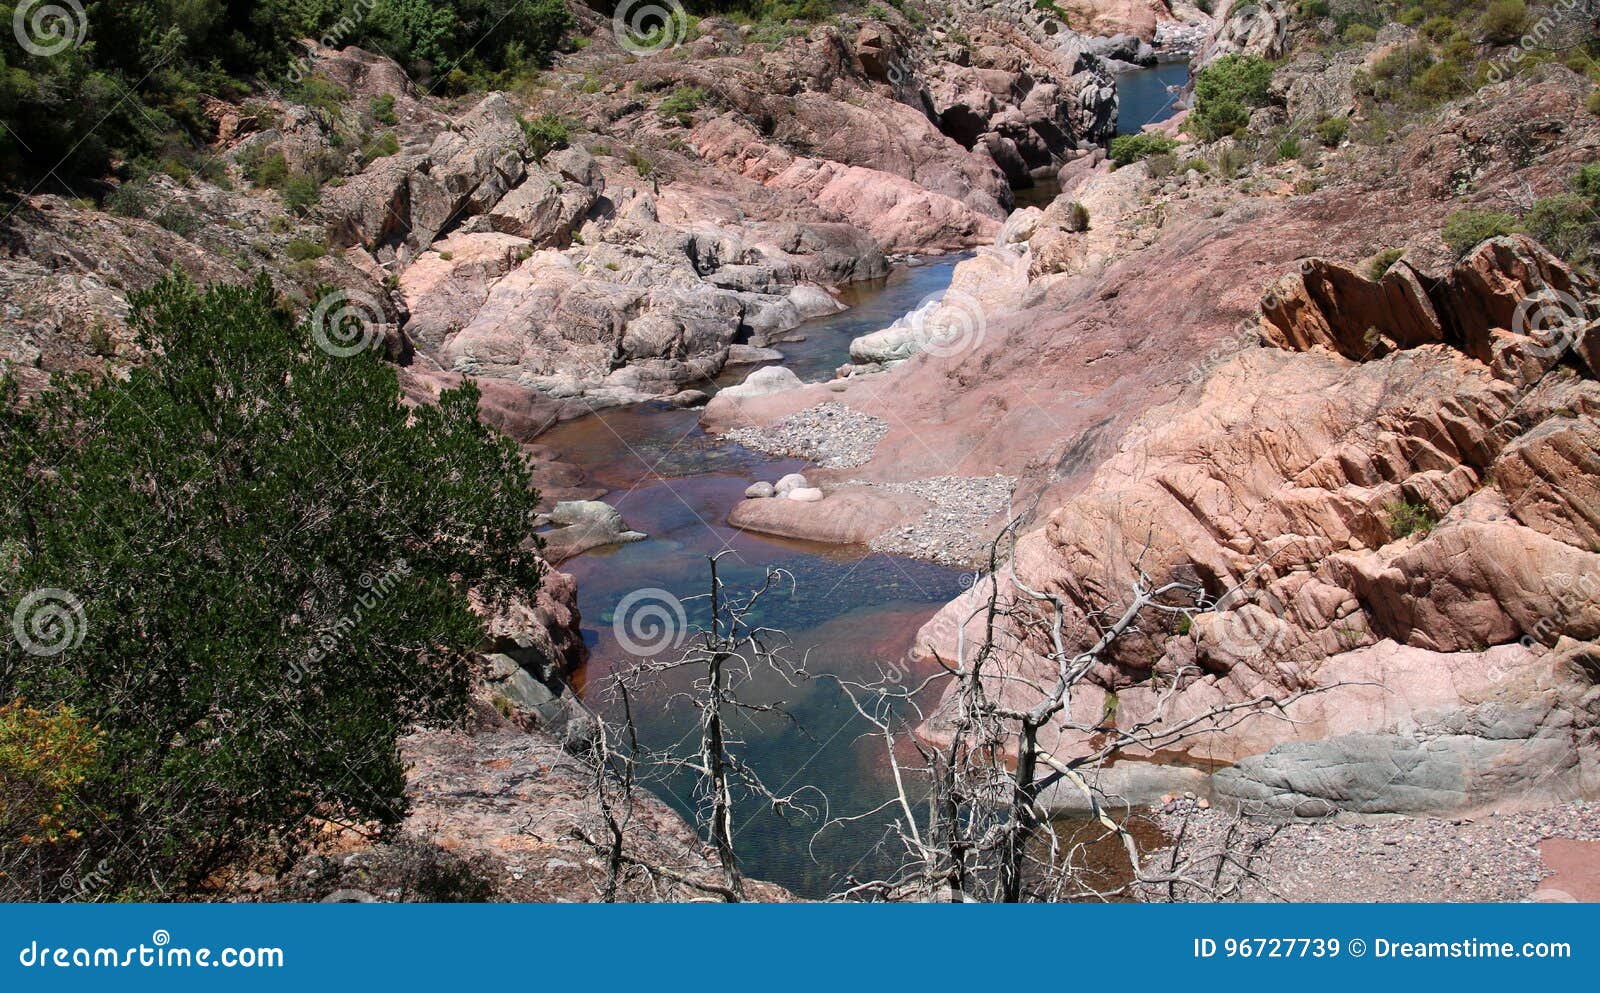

{"left": 1146, "top": 800, "right": 1600, "bottom": 903}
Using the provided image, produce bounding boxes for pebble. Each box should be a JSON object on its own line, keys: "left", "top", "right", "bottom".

{"left": 726, "top": 403, "right": 888, "bottom": 469}
{"left": 861, "top": 474, "right": 1017, "bottom": 567}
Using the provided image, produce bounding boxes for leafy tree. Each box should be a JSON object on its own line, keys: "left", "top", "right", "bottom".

{"left": 1190, "top": 54, "right": 1275, "bottom": 141}
{"left": 0, "top": 274, "right": 545, "bottom": 896}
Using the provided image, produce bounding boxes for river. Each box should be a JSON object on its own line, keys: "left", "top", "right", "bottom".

{"left": 538, "top": 258, "right": 973, "bottom": 898}
{"left": 1116, "top": 62, "right": 1190, "bottom": 135}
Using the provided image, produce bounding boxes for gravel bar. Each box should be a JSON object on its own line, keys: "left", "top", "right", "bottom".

{"left": 725, "top": 402, "right": 888, "bottom": 469}
{"left": 863, "top": 474, "right": 1016, "bottom": 567}
{"left": 1140, "top": 798, "right": 1600, "bottom": 902}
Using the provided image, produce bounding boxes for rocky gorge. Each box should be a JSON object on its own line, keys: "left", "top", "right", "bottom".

{"left": 4, "top": 0, "right": 1600, "bottom": 902}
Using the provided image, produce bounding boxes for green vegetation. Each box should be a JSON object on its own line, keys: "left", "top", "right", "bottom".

{"left": 361, "top": 132, "right": 403, "bottom": 162}
{"left": 1385, "top": 499, "right": 1439, "bottom": 539}
{"left": 1314, "top": 115, "right": 1350, "bottom": 147}
{"left": 1109, "top": 133, "right": 1179, "bottom": 168}
{"left": 370, "top": 94, "right": 399, "bottom": 127}
{"left": 1065, "top": 201, "right": 1090, "bottom": 233}
{"left": 1479, "top": 0, "right": 1529, "bottom": 45}
{"left": 285, "top": 237, "right": 328, "bottom": 261}
{"left": 0, "top": 274, "right": 544, "bottom": 897}
{"left": 0, "top": 0, "right": 574, "bottom": 189}
{"left": 659, "top": 86, "right": 710, "bottom": 125}
{"left": 1442, "top": 209, "right": 1519, "bottom": 257}
{"left": 519, "top": 113, "right": 573, "bottom": 160}
{"left": 1190, "top": 55, "right": 1275, "bottom": 141}
{"left": 1368, "top": 248, "right": 1406, "bottom": 281}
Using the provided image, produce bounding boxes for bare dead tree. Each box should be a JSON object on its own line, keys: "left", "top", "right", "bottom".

{"left": 825, "top": 514, "right": 1336, "bottom": 903}
{"left": 573, "top": 553, "right": 824, "bottom": 902}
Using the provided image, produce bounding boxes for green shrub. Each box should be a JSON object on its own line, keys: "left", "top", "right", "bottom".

{"left": 1572, "top": 163, "right": 1600, "bottom": 202}
{"left": 154, "top": 206, "right": 201, "bottom": 238}
{"left": 659, "top": 86, "right": 708, "bottom": 117}
{"left": 0, "top": 274, "right": 544, "bottom": 897}
{"left": 1109, "top": 133, "right": 1179, "bottom": 167}
{"left": 1342, "top": 22, "right": 1377, "bottom": 44}
{"left": 283, "top": 173, "right": 323, "bottom": 215}
{"left": 1413, "top": 60, "right": 1467, "bottom": 102}
{"left": 107, "top": 181, "right": 153, "bottom": 219}
{"left": 1385, "top": 499, "right": 1438, "bottom": 539}
{"left": 1480, "top": 0, "right": 1528, "bottom": 45}
{"left": 1191, "top": 55, "right": 1275, "bottom": 141}
{"left": 1217, "top": 144, "right": 1251, "bottom": 178}
{"left": 1589, "top": 90, "right": 1600, "bottom": 116}
{"left": 1297, "top": 0, "right": 1330, "bottom": 18}
{"left": 361, "top": 132, "right": 402, "bottom": 161}
{"left": 1315, "top": 115, "right": 1349, "bottom": 147}
{"left": 1420, "top": 15, "right": 1456, "bottom": 42}
{"left": 1368, "top": 248, "right": 1405, "bottom": 281}
{"left": 1274, "top": 135, "right": 1303, "bottom": 162}
{"left": 1370, "top": 43, "right": 1435, "bottom": 101}
{"left": 285, "top": 238, "right": 328, "bottom": 262}
{"left": 370, "top": 94, "right": 399, "bottom": 126}
{"left": 625, "top": 147, "right": 655, "bottom": 177}
{"left": 1442, "top": 209, "right": 1520, "bottom": 256}
{"left": 242, "top": 147, "right": 290, "bottom": 189}
{"left": 519, "top": 113, "right": 572, "bottom": 160}
{"left": 1525, "top": 194, "right": 1597, "bottom": 264}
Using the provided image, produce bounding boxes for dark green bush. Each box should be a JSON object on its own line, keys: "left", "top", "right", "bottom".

{"left": 1314, "top": 116, "right": 1349, "bottom": 146}
{"left": 1479, "top": 0, "right": 1528, "bottom": 45}
{"left": 1109, "top": 133, "right": 1179, "bottom": 167}
{"left": 1191, "top": 55, "right": 1275, "bottom": 141}
{"left": 283, "top": 173, "right": 323, "bottom": 215}
{"left": 519, "top": 113, "right": 573, "bottom": 160}
{"left": 0, "top": 274, "right": 544, "bottom": 896}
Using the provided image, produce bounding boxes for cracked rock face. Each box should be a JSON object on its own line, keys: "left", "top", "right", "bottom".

{"left": 915, "top": 238, "right": 1600, "bottom": 816}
